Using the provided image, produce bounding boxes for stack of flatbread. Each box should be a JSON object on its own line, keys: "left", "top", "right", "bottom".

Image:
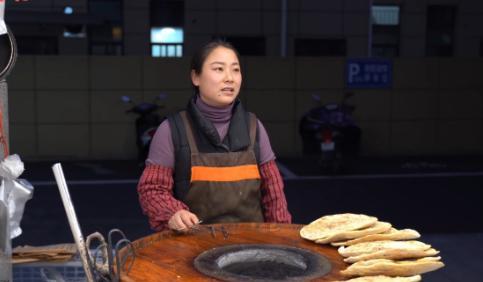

{"left": 299, "top": 213, "right": 444, "bottom": 281}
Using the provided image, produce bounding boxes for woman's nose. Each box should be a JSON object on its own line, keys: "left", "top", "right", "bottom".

{"left": 224, "top": 70, "right": 234, "bottom": 82}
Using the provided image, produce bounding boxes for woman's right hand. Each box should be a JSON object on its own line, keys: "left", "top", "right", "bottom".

{"left": 168, "top": 210, "right": 200, "bottom": 232}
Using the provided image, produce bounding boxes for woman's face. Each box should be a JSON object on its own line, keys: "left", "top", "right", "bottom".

{"left": 191, "top": 46, "right": 242, "bottom": 107}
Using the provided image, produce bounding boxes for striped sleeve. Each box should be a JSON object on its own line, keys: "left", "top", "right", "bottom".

{"left": 259, "top": 159, "right": 292, "bottom": 223}
{"left": 137, "top": 164, "right": 189, "bottom": 231}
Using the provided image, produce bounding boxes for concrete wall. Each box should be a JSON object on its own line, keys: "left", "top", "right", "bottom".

{"left": 7, "top": 56, "right": 483, "bottom": 160}
{"left": 7, "top": 0, "right": 483, "bottom": 57}
{"left": 184, "top": 0, "right": 370, "bottom": 57}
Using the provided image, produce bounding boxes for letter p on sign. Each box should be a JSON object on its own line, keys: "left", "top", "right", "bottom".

{"left": 348, "top": 63, "right": 360, "bottom": 84}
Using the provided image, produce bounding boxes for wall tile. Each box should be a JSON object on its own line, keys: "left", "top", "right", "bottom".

{"left": 344, "top": 13, "right": 369, "bottom": 36}
{"left": 243, "top": 58, "right": 295, "bottom": 89}
{"left": 143, "top": 58, "right": 191, "bottom": 90}
{"left": 91, "top": 123, "right": 137, "bottom": 159}
{"left": 344, "top": 0, "right": 372, "bottom": 12}
{"left": 143, "top": 90, "right": 193, "bottom": 116}
{"left": 36, "top": 56, "right": 88, "bottom": 90}
{"left": 9, "top": 90, "right": 36, "bottom": 123}
{"left": 300, "top": 0, "right": 343, "bottom": 11}
{"left": 37, "top": 91, "right": 89, "bottom": 123}
{"left": 185, "top": 10, "right": 216, "bottom": 34}
{"left": 91, "top": 91, "right": 143, "bottom": 123}
{"left": 123, "top": 9, "right": 150, "bottom": 33}
{"left": 436, "top": 120, "right": 483, "bottom": 154}
{"left": 392, "top": 90, "right": 438, "bottom": 120}
{"left": 351, "top": 90, "right": 392, "bottom": 121}
{"left": 295, "top": 58, "right": 345, "bottom": 89}
{"left": 393, "top": 59, "right": 439, "bottom": 89}
{"left": 295, "top": 90, "right": 345, "bottom": 122}
{"left": 90, "top": 57, "right": 143, "bottom": 90}
{"left": 263, "top": 122, "right": 297, "bottom": 157}
{"left": 185, "top": 0, "right": 216, "bottom": 10}
{"left": 390, "top": 121, "right": 438, "bottom": 155}
{"left": 217, "top": 0, "right": 261, "bottom": 10}
{"left": 299, "top": 13, "right": 342, "bottom": 35}
{"left": 438, "top": 90, "right": 483, "bottom": 119}
{"left": 123, "top": 34, "right": 150, "bottom": 56}
{"left": 218, "top": 11, "right": 262, "bottom": 34}
{"left": 358, "top": 121, "right": 391, "bottom": 157}
{"left": 7, "top": 56, "right": 35, "bottom": 90}
{"left": 9, "top": 123, "right": 37, "bottom": 157}
{"left": 245, "top": 90, "right": 295, "bottom": 122}
{"left": 38, "top": 124, "right": 89, "bottom": 158}
{"left": 401, "top": 13, "right": 426, "bottom": 36}
{"left": 439, "top": 59, "right": 483, "bottom": 89}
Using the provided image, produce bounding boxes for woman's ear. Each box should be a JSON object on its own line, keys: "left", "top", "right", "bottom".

{"left": 191, "top": 70, "right": 200, "bottom": 86}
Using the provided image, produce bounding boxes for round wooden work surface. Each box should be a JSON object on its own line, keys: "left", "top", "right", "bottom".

{"left": 120, "top": 223, "right": 347, "bottom": 281}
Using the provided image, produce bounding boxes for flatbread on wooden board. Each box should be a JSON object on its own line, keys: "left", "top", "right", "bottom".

{"left": 331, "top": 228, "right": 421, "bottom": 247}
{"left": 333, "top": 275, "right": 421, "bottom": 282}
{"left": 340, "top": 257, "right": 444, "bottom": 277}
{"left": 344, "top": 248, "right": 439, "bottom": 263}
{"left": 314, "top": 222, "right": 392, "bottom": 244}
{"left": 338, "top": 241, "right": 431, "bottom": 258}
{"left": 300, "top": 213, "right": 378, "bottom": 241}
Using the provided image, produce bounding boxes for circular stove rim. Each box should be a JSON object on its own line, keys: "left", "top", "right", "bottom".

{"left": 193, "top": 243, "right": 332, "bottom": 282}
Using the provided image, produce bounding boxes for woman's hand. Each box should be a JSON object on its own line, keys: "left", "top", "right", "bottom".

{"left": 168, "top": 210, "right": 200, "bottom": 232}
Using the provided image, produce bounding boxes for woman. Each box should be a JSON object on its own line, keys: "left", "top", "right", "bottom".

{"left": 137, "top": 40, "right": 291, "bottom": 232}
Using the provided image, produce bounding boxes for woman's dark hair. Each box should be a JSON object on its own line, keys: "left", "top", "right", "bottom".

{"left": 190, "top": 39, "right": 241, "bottom": 92}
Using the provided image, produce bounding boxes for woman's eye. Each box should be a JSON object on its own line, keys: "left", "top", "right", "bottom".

{"left": 233, "top": 68, "right": 240, "bottom": 72}
{"left": 214, "top": 67, "right": 223, "bottom": 72}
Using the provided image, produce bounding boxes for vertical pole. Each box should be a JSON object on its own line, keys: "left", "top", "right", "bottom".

{"left": 368, "top": 0, "right": 373, "bottom": 57}
{"left": 280, "top": 0, "right": 288, "bottom": 57}
{"left": 0, "top": 2, "right": 12, "bottom": 281}
{"left": 0, "top": 80, "right": 8, "bottom": 160}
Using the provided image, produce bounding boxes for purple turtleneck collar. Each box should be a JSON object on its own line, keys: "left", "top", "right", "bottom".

{"left": 195, "top": 95, "right": 234, "bottom": 124}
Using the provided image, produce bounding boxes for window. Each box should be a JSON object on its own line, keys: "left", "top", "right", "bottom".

{"left": 371, "top": 5, "right": 400, "bottom": 57}
{"left": 426, "top": 5, "right": 456, "bottom": 57}
{"left": 219, "top": 36, "right": 266, "bottom": 56}
{"left": 151, "top": 27, "right": 183, "bottom": 57}
{"left": 88, "top": 0, "right": 124, "bottom": 55}
{"left": 64, "top": 25, "right": 86, "bottom": 38}
{"left": 15, "top": 36, "right": 58, "bottom": 55}
{"left": 150, "top": 0, "right": 184, "bottom": 57}
{"left": 294, "top": 39, "right": 346, "bottom": 56}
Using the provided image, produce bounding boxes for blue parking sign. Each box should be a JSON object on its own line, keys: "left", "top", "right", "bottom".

{"left": 346, "top": 58, "right": 392, "bottom": 88}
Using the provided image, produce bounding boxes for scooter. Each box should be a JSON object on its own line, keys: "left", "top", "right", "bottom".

{"left": 121, "top": 93, "right": 167, "bottom": 163}
{"left": 299, "top": 92, "right": 361, "bottom": 174}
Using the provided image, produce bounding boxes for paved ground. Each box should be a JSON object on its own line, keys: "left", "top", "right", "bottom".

{"left": 8, "top": 156, "right": 483, "bottom": 281}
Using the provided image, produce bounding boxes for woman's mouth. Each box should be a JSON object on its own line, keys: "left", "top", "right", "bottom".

{"left": 221, "top": 87, "right": 235, "bottom": 94}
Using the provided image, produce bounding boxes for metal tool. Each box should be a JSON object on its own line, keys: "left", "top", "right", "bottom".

{"left": 86, "top": 229, "right": 136, "bottom": 282}
{"left": 52, "top": 163, "right": 95, "bottom": 282}
{"left": 53, "top": 163, "right": 136, "bottom": 282}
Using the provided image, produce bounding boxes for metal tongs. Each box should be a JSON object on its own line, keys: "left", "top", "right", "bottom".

{"left": 176, "top": 221, "right": 230, "bottom": 240}
{"left": 52, "top": 163, "right": 135, "bottom": 282}
{"left": 85, "top": 229, "right": 136, "bottom": 282}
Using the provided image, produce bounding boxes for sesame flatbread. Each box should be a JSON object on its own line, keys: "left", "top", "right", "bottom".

{"left": 332, "top": 228, "right": 421, "bottom": 247}
{"left": 300, "top": 213, "right": 378, "bottom": 241}
{"left": 338, "top": 241, "right": 431, "bottom": 258}
{"left": 340, "top": 257, "right": 444, "bottom": 277}
{"left": 344, "top": 248, "right": 439, "bottom": 263}
{"left": 334, "top": 275, "right": 421, "bottom": 282}
{"left": 315, "top": 221, "right": 392, "bottom": 244}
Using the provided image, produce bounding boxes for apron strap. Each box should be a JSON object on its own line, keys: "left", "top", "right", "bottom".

{"left": 179, "top": 111, "right": 199, "bottom": 154}
{"left": 248, "top": 113, "right": 257, "bottom": 150}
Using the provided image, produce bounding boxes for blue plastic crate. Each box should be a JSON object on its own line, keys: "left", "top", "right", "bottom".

{"left": 13, "top": 260, "right": 86, "bottom": 282}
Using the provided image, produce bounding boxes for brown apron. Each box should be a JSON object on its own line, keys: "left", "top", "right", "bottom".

{"left": 179, "top": 111, "right": 264, "bottom": 224}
